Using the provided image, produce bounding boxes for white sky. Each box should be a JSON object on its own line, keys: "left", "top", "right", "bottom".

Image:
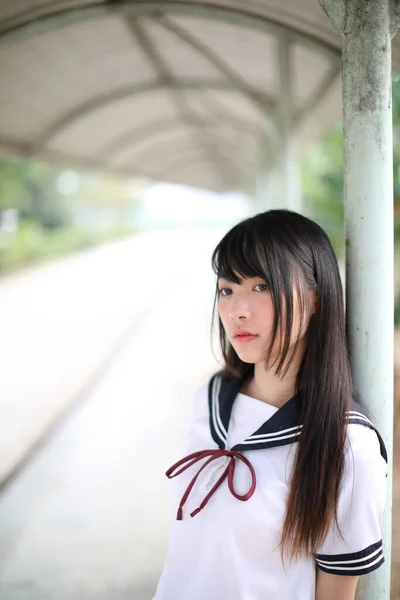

{"left": 138, "top": 182, "right": 251, "bottom": 226}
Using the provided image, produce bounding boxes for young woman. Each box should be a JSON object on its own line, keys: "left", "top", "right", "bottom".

{"left": 152, "top": 209, "right": 388, "bottom": 600}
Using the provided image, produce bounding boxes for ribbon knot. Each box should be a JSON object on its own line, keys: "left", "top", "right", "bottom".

{"left": 166, "top": 448, "right": 256, "bottom": 520}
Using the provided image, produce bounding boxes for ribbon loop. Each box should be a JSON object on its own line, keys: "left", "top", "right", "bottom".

{"left": 166, "top": 448, "right": 256, "bottom": 520}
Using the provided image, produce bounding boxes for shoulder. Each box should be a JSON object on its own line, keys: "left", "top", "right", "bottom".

{"left": 192, "top": 380, "right": 208, "bottom": 408}
{"left": 344, "top": 417, "right": 389, "bottom": 484}
{"left": 194, "top": 370, "right": 226, "bottom": 407}
{"left": 189, "top": 370, "right": 232, "bottom": 428}
{"left": 183, "top": 375, "right": 218, "bottom": 452}
{"left": 346, "top": 421, "right": 382, "bottom": 455}
{"left": 345, "top": 402, "right": 388, "bottom": 466}
{"left": 190, "top": 372, "right": 219, "bottom": 420}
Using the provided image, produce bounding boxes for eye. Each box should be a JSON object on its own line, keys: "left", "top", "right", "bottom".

{"left": 218, "top": 287, "right": 231, "bottom": 297}
{"left": 217, "top": 282, "right": 268, "bottom": 297}
{"left": 255, "top": 283, "right": 269, "bottom": 292}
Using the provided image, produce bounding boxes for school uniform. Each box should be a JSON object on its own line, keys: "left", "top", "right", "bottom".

{"left": 153, "top": 369, "right": 388, "bottom": 600}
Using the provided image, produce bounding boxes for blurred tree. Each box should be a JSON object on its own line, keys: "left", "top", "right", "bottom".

{"left": 0, "top": 159, "right": 72, "bottom": 229}
{"left": 301, "top": 124, "right": 345, "bottom": 256}
{"left": 0, "top": 160, "right": 29, "bottom": 213}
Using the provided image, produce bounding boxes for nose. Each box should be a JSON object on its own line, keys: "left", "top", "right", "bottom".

{"left": 229, "top": 294, "right": 251, "bottom": 321}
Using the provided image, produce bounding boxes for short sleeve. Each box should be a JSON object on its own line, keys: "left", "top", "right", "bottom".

{"left": 314, "top": 424, "right": 388, "bottom": 576}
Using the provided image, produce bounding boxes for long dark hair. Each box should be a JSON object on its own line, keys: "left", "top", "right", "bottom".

{"left": 210, "top": 209, "right": 356, "bottom": 564}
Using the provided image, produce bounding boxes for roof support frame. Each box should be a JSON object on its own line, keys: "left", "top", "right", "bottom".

{"left": 277, "top": 32, "right": 301, "bottom": 211}
{"left": 28, "top": 79, "right": 264, "bottom": 156}
{"left": 295, "top": 61, "right": 341, "bottom": 127}
{"left": 0, "top": 1, "right": 344, "bottom": 193}
{"left": 152, "top": 13, "right": 274, "bottom": 118}
{"left": 111, "top": 123, "right": 253, "bottom": 168}
{"left": 124, "top": 15, "right": 236, "bottom": 187}
{"left": 118, "top": 138, "right": 244, "bottom": 175}
{"left": 0, "top": 1, "right": 340, "bottom": 63}
{"left": 0, "top": 133, "right": 225, "bottom": 189}
{"left": 116, "top": 141, "right": 240, "bottom": 177}
{"left": 97, "top": 115, "right": 259, "bottom": 162}
{"left": 0, "top": 1, "right": 345, "bottom": 194}
{"left": 154, "top": 162, "right": 224, "bottom": 184}
{"left": 0, "top": 133, "right": 141, "bottom": 177}
{"left": 141, "top": 146, "right": 247, "bottom": 181}
{"left": 128, "top": 164, "right": 223, "bottom": 191}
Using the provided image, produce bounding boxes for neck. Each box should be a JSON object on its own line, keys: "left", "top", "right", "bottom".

{"left": 242, "top": 339, "right": 306, "bottom": 409}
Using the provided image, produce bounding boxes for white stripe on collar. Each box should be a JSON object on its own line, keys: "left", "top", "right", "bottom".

{"left": 209, "top": 373, "right": 387, "bottom": 460}
{"left": 211, "top": 374, "right": 227, "bottom": 445}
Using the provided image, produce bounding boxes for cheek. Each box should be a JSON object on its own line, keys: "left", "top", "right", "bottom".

{"left": 254, "top": 298, "right": 275, "bottom": 330}
{"left": 218, "top": 302, "right": 228, "bottom": 326}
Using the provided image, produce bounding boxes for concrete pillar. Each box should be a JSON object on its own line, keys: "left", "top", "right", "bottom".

{"left": 254, "top": 35, "right": 303, "bottom": 213}
{"left": 319, "top": 1, "right": 400, "bottom": 598}
{"left": 253, "top": 131, "right": 281, "bottom": 212}
{"left": 254, "top": 166, "right": 283, "bottom": 212}
{"left": 277, "top": 35, "right": 302, "bottom": 213}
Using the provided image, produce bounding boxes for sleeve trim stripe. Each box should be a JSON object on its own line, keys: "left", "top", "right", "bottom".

{"left": 316, "top": 547, "right": 383, "bottom": 569}
{"left": 314, "top": 539, "right": 382, "bottom": 563}
{"left": 316, "top": 555, "right": 385, "bottom": 576}
{"left": 317, "top": 547, "right": 383, "bottom": 566}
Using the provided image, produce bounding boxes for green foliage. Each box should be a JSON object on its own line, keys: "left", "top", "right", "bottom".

{"left": 0, "top": 220, "right": 137, "bottom": 276}
{"left": 300, "top": 124, "right": 345, "bottom": 257}
{"left": 0, "top": 159, "right": 72, "bottom": 229}
{"left": 0, "top": 157, "right": 142, "bottom": 276}
{"left": 0, "top": 161, "right": 27, "bottom": 212}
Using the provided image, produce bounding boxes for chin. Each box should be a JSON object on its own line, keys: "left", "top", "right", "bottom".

{"left": 238, "top": 357, "right": 257, "bottom": 365}
{"left": 234, "top": 350, "right": 261, "bottom": 363}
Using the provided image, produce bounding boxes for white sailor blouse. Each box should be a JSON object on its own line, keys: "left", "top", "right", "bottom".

{"left": 152, "top": 370, "right": 388, "bottom": 600}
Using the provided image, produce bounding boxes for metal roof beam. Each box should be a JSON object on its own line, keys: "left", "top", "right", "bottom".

{"left": 117, "top": 139, "right": 242, "bottom": 173}
{"left": 154, "top": 14, "right": 274, "bottom": 118}
{"left": 0, "top": 1, "right": 340, "bottom": 61}
{"left": 97, "top": 115, "right": 259, "bottom": 161}
{"left": 0, "top": 135, "right": 243, "bottom": 192}
{"left": 0, "top": 133, "right": 137, "bottom": 176}
{"left": 156, "top": 158, "right": 252, "bottom": 183}
{"left": 144, "top": 147, "right": 247, "bottom": 180}
{"left": 104, "top": 122, "right": 255, "bottom": 165}
{"left": 124, "top": 15, "right": 236, "bottom": 188}
{"left": 28, "top": 79, "right": 261, "bottom": 155}
{"left": 193, "top": 90, "right": 275, "bottom": 154}
{"left": 295, "top": 61, "right": 341, "bottom": 126}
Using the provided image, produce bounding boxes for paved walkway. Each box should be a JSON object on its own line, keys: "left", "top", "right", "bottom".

{"left": 0, "top": 227, "right": 224, "bottom": 599}
{"left": 0, "top": 227, "right": 226, "bottom": 487}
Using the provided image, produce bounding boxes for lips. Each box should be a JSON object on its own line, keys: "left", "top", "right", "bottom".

{"left": 234, "top": 330, "right": 257, "bottom": 338}
{"left": 234, "top": 333, "right": 258, "bottom": 343}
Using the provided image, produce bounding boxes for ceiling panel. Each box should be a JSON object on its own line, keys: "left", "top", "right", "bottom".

{"left": 0, "top": 0, "right": 396, "bottom": 192}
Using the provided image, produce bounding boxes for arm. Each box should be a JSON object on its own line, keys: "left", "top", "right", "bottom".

{"left": 315, "top": 566, "right": 359, "bottom": 600}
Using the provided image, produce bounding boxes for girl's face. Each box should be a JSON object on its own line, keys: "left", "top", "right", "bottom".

{"left": 217, "top": 274, "right": 316, "bottom": 365}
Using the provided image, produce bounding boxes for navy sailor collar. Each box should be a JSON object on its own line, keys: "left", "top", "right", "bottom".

{"left": 208, "top": 370, "right": 387, "bottom": 463}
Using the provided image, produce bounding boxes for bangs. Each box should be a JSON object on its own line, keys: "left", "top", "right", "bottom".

{"left": 211, "top": 221, "right": 276, "bottom": 288}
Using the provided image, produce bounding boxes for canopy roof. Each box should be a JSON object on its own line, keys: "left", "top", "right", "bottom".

{"left": 0, "top": 1, "right": 398, "bottom": 192}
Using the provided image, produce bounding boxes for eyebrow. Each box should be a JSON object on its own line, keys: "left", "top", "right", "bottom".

{"left": 218, "top": 275, "right": 250, "bottom": 284}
